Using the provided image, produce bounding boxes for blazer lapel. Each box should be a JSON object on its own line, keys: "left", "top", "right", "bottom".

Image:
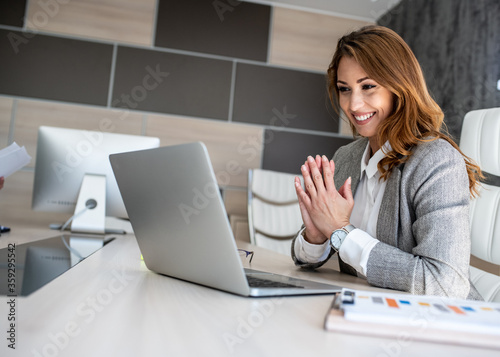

{"left": 333, "top": 138, "right": 365, "bottom": 196}
{"left": 377, "top": 164, "right": 401, "bottom": 246}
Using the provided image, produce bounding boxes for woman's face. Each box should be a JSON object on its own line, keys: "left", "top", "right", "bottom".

{"left": 337, "top": 56, "right": 394, "bottom": 153}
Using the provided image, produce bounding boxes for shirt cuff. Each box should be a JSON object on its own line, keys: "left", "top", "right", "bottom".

{"left": 294, "top": 227, "right": 331, "bottom": 263}
{"left": 338, "top": 229, "right": 379, "bottom": 276}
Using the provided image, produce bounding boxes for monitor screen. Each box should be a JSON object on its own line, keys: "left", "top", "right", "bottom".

{"left": 32, "top": 126, "right": 160, "bottom": 219}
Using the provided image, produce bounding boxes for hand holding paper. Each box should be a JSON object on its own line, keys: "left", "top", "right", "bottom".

{"left": 0, "top": 142, "right": 32, "bottom": 178}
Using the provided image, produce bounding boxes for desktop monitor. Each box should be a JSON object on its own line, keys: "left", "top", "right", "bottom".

{"left": 32, "top": 126, "right": 160, "bottom": 233}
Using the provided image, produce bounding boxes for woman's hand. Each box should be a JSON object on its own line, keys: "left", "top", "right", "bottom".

{"left": 295, "top": 155, "right": 330, "bottom": 244}
{"left": 295, "top": 175, "right": 326, "bottom": 244}
{"left": 295, "top": 155, "right": 354, "bottom": 243}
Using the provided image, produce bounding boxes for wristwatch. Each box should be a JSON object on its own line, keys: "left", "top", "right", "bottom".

{"left": 329, "top": 224, "right": 355, "bottom": 251}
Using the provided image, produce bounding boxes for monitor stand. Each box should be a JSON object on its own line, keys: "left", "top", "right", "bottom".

{"left": 71, "top": 174, "right": 106, "bottom": 234}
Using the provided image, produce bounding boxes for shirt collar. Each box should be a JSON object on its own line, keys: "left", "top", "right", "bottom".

{"left": 360, "top": 141, "right": 391, "bottom": 179}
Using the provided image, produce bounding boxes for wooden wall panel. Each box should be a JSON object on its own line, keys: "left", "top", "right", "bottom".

{"left": 230, "top": 215, "right": 250, "bottom": 243}
{"left": 145, "top": 114, "right": 264, "bottom": 188}
{"left": 223, "top": 189, "right": 248, "bottom": 217}
{"left": 340, "top": 117, "right": 355, "bottom": 137}
{"left": 270, "top": 7, "right": 373, "bottom": 72}
{"left": 224, "top": 188, "right": 250, "bottom": 242}
{"left": 26, "top": 0, "right": 156, "bottom": 46}
{"left": 0, "top": 97, "right": 12, "bottom": 147}
{"left": 14, "top": 100, "right": 144, "bottom": 168}
{"left": 0, "top": 170, "right": 68, "bottom": 228}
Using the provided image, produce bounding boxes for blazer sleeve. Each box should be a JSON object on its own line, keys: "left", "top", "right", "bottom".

{"left": 366, "top": 140, "right": 474, "bottom": 299}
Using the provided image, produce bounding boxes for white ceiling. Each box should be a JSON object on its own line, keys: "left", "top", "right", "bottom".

{"left": 257, "top": 0, "right": 402, "bottom": 21}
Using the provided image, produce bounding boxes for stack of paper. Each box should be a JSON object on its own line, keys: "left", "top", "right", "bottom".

{"left": 325, "top": 288, "right": 500, "bottom": 349}
{"left": 0, "top": 142, "right": 32, "bottom": 178}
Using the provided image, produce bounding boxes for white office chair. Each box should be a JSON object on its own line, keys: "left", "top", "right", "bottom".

{"left": 247, "top": 169, "right": 303, "bottom": 255}
{"left": 460, "top": 107, "right": 500, "bottom": 302}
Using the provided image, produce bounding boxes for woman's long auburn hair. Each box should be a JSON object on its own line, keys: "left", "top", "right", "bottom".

{"left": 327, "top": 25, "right": 482, "bottom": 197}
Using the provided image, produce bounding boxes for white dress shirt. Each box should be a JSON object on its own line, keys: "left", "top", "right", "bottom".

{"left": 294, "top": 141, "right": 390, "bottom": 277}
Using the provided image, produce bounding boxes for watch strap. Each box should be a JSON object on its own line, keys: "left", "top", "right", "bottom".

{"left": 342, "top": 224, "right": 356, "bottom": 235}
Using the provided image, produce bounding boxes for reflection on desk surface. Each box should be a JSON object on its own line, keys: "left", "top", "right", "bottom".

{"left": 0, "top": 234, "right": 114, "bottom": 296}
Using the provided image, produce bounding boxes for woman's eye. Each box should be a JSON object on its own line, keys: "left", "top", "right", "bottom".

{"left": 337, "top": 86, "right": 350, "bottom": 93}
{"left": 362, "top": 84, "right": 376, "bottom": 90}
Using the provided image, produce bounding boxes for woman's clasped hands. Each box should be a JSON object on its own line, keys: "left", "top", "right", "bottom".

{"left": 294, "top": 155, "right": 354, "bottom": 245}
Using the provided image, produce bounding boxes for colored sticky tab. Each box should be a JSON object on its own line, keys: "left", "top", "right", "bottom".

{"left": 461, "top": 306, "right": 475, "bottom": 312}
{"left": 418, "top": 302, "right": 430, "bottom": 307}
{"left": 372, "top": 297, "right": 384, "bottom": 304}
{"left": 434, "top": 304, "right": 449, "bottom": 313}
{"left": 448, "top": 306, "right": 465, "bottom": 315}
{"left": 399, "top": 300, "right": 411, "bottom": 305}
{"left": 386, "top": 298, "right": 399, "bottom": 308}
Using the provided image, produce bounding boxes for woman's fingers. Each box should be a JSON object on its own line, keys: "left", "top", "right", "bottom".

{"left": 294, "top": 176, "right": 309, "bottom": 204}
{"left": 295, "top": 176, "right": 326, "bottom": 243}
{"left": 301, "top": 160, "right": 317, "bottom": 198}
{"left": 321, "top": 155, "right": 337, "bottom": 192}
{"left": 306, "top": 156, "right": 326, "bottom": 195}
{"left": 338, "top": 176, "right": 354, "bottom": 204}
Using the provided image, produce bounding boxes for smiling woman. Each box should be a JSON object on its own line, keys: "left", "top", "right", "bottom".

{"left": 290, "top": 25, "right": 485, "bottom": 300}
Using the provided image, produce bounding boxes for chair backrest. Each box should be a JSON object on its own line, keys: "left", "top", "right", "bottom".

{"left": 249, "top": 168, "right": 301, "bottom": 204}
{"left": 460, "top": 108, "right": 500, "bottom": 301}
{"left": 247, "top": 169, "right": 302, "bottom": 255}
{"left": 460, "top": 108, "right": 500, "bottom": 264}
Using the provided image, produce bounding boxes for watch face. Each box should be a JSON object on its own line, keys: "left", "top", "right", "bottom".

{"left": 330, "top": 230, "right": 346, "bottom": 250}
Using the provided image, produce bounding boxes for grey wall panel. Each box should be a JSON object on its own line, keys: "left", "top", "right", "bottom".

{"left": 0, "top": 0, "right": 26, "bottom": 27}
{"left": 233, "top": 63, "right": 338, "bottom": 133}
{"left": 262, "top": 129, "right": 353, "bottom": 174}
{"left": 0, "top": 30, "right": 112, "bottom": 106}
{"left": 155, "top": 0, "right": 270, "bottom": 61}
{"left": 112, "top": 46, "right": 233, "bottom": 120}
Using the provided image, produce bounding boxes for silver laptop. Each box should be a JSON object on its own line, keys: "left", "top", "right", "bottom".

{"left": 109, "top": 142, "right": 342, "bottom": 297}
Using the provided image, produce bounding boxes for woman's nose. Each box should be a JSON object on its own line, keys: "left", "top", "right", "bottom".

{"left": 348, "top": 91, "right": 364, "bottom": 112}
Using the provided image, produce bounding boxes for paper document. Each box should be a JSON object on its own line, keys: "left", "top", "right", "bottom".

{"left": 0, "top": 142, "right": 32, "bottom": 177}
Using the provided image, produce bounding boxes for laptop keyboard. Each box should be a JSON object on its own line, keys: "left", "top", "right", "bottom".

{"left": 246, "top": 275, "right": 304, "bottom": 289}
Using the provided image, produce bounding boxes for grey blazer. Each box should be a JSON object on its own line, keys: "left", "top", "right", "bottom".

{"left": 292, "top": 137, "right": 482, "bottom": 300}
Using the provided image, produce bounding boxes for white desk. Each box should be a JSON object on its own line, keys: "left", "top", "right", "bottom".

{"left": 0, "top": 226, "right": 498, "bottom": 357}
